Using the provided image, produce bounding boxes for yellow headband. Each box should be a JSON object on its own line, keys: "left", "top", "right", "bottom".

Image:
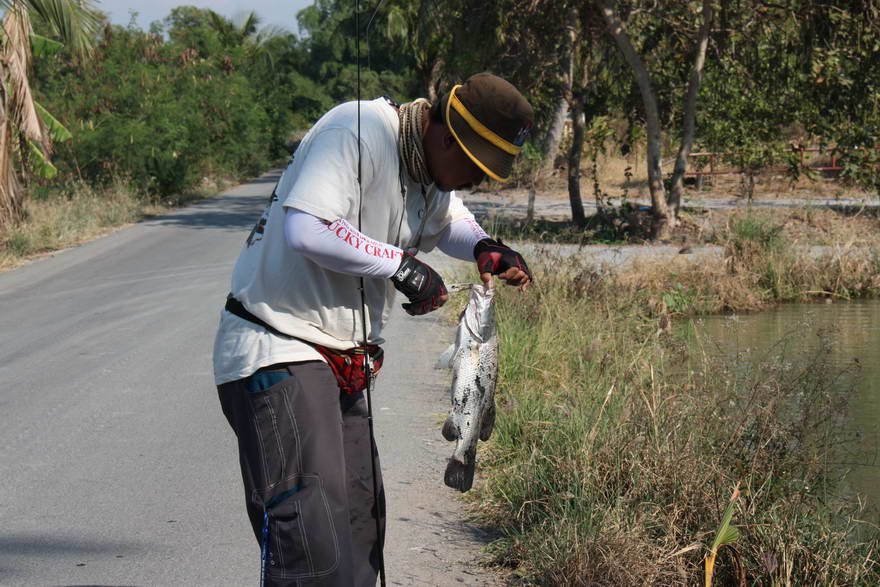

{"left": 445, "top": 84, "right": 520, "bottom": 182}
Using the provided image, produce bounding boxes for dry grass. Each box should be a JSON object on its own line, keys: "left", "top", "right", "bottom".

{"left": 475, "top": 174, "right": 880, "bottom": 248}
{"left": 496, "top": 149, "right": 876, "bottom": 206}
{"left": 608, "top": 213, "right": 880, "bottom": 314}
{"left": 463, "top": 230, "right": 880, "bottom": 585}
{"left": 0, "top": 177, "right": 224, "bottom": 271}
{"left": 476, "top": 148, "right": 880, "bottom": 249}
{"left": 720, "top": 207, "right": 880, "bottom": 247}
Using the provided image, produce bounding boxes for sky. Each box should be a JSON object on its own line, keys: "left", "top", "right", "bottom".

{"left": 102, "top": 1, "right": 314, "bottom": 35}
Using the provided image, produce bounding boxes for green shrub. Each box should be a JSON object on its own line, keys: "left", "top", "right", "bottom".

{"left": 33, "top": 25, "right": 284, "bottom": 197}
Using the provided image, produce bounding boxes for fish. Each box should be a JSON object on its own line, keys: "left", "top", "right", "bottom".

{"left": 437, "top": 283, "right": 498, "bottom": 492}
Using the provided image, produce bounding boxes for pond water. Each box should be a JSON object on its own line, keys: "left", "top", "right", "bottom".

{"left": 682, "top": 300, "right": 880, "bottom": 509}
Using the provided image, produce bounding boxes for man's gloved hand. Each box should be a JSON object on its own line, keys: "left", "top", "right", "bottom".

{"left": 390, "top": 252, "right": 448, "bottom": 315}
{"left": 474, "top": 238, "right": 532, "bottom": 288}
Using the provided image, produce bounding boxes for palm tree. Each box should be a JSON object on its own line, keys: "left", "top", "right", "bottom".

{"left": 0, "top": 0, "right": 98, "bottom": 227}
{"left": 206, "top": 10, "right": 287, "bottom": 72}
{"left": 385, "top": 0, "right": 450, "bottom": 102}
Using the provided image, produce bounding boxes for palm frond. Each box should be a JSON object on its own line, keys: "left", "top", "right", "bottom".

{"left": 704, "top": 484, "right": 741, "bottom": 587}
{"left": 35, "top": 101, "right": 70, "bottom": 143}
{"left": 208, "top": 10, "right": 232, "bottom": 40}
{"left": 30, "top": 32, "right": 63, "bottom": 57}
{"left": 1, "top": 7, "right": 47, "bottom": 150}
{"left": 21, "top": 0, "right": 100, "bottom": 59}
{"left": 239, "top": 11, "right": 260, "bottom": 38}
{"left": 0, "top": 90, "right": 21, "bottom": 227}
{"left": 27, "top": 137, "right": 57, "bottom": 178}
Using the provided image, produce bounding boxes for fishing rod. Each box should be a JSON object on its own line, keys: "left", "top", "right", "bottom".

{"left": 356, "top": 0, "right": 387, "bottom": 585}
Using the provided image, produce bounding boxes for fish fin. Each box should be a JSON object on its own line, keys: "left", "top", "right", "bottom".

{"left": 435, "top": 343, "right": 456, "bottom": 369}
{"left": 444, "top": 449, "right": 477, "bottom": 492}
{"left": 479, "top": 401, "right": 496, "bottom": 442}
{"left": 441, "top": 416, "right": 458, "bottom": 441}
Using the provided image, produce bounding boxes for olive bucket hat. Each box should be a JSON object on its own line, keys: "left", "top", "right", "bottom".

{"left": 440, "top": 73, "right": 534, "bottom": 182}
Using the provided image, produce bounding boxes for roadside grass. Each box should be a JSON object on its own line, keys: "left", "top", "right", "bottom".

{"left": 465, "top": 229, "right": 880, "bottom": 585}
{"left": 0, "top": 177, "right": 225, "bottom": 271}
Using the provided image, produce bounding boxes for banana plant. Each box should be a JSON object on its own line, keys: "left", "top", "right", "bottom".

{"left": 705, "top": 483, "right": 741, "bottom": 587}
{"left": 0, "top": 0, "right": 98, "bottom": 226}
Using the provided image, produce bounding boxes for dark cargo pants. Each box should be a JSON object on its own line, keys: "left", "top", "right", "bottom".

{"left": 217, "top": 361, "right": 385, "bottom": 586}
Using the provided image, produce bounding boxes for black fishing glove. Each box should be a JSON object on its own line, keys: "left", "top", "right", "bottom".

{"left": 474, "top": 238, "right": 532, "bottom": 282}
{"left": 390, "top": 252, "right": 448, "bottom": 316}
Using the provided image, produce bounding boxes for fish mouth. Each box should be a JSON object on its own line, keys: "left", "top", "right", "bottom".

{"left": 446, "top": 282, "right": 497, "bottom": 295}
{"left": 446, "top": 283, "right": 475, "bottom": 293}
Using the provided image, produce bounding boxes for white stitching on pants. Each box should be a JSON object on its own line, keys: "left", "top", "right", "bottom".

{"left": 297, "top": 500, "right": 314, "bottom": 574}
{"left": 281, "top": 389, "right": 303, "bottom": 473}
{"left": 263, "top": 397, "right": 286, "bottom": 479}
{"left": 272, "top": 507, "right": 286, "bottom": 572}
{"left": 318, "top": 478, "right": 341, "bottom": 575}
{"left": 248, "top": 399, "right": 271, "bottom": 487}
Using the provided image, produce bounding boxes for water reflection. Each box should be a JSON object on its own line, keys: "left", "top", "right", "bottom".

{"left": 682, "top": 300, "right": 880, "bottom": 508}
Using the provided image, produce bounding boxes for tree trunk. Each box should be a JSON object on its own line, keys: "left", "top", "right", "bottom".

{"left": 598, "top": 0, "right": 671, "bottom": 240}
{"left": 668, "top": 0, "right": 713, "bottom": 219}
{"left": 542, "top": 94, "right": 568, "bottom": 172}
{"left": 542, "top": 6, "right": 577, "bottom": 173}
{"left": 526, "top": 185, "right": 536, "bottom": 225}
{"left": 567, "top": 98, "right": 586, "bottom": 227}
{"left": 0, "top": 118, "right": 22, "bottom": 228}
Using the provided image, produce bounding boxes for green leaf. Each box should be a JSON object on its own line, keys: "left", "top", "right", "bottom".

{"left": 27, "top": 139, "right": 58, "bottom": 179}
{"left": 34, "top": 102, "right": 72, "bottom": 143}
{"left": 718, "top": 525, "right": 740, "bottom": 545}
{"left": 31, "top": 33, "right": 63, "bottom": 57}
{"left": 710, "top": 496, "right": 740, "bottom": 553}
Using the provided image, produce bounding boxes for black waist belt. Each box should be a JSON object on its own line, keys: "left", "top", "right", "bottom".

{"left": 224, "top": 295, "right": 383, "bottom": 374}
{"left": 225, "top": 294, "right": 293, "bottom": 339}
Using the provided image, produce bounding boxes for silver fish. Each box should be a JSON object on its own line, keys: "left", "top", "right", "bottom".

{"left": 438, "top": 283, "right": 498, "bottom": 492}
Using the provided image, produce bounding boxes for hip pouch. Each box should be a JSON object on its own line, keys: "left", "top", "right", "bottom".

{"left": 224, "top": 295, "right": 383, "bottom": 394}
{"left": 313, "top": 345, "right": 384, "bottom": 395}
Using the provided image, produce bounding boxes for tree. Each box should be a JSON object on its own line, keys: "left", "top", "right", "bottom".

{"left": 296, "top": 0, "right": 413, "bottom": 103}
{"left": 385, "top": 0, "right": 452, "bottom": 102}
{"left": 596, "top": 0, "right": 716, "bottom": 239}
{"left": 541, "top": 6, "right": 577, "bottom": 175}
{"left": 667, "top": 0, "right": 713, "bottom": 219}
{"left": 206, "top": 10, "right": 288, "bottom": 72}
{"left": 164, "top": 6, "right": 217, "bottom": 52}
{"left": 565, "top": 6, "right": 588, "bottom": 227}
{"left": 598, "top": 0, "right": 672, "bottom": 238}
{"left": 0, "top": 0, "right": 98, "bottom": 227}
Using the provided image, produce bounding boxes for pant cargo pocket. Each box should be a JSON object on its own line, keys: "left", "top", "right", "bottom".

{"left": 245, "top": 373, "right": 302, "bottom": 490}
{"left": 257, "top": 474, "right": 340, "bottom": 581}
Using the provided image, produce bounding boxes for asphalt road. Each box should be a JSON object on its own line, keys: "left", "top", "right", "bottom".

{"left": 0, "top": 172, "right": 498, "bottom": 586}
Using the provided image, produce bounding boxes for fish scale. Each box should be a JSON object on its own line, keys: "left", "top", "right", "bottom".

{"left": 438, "top": 284, "right": 498, "bottom": 492}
